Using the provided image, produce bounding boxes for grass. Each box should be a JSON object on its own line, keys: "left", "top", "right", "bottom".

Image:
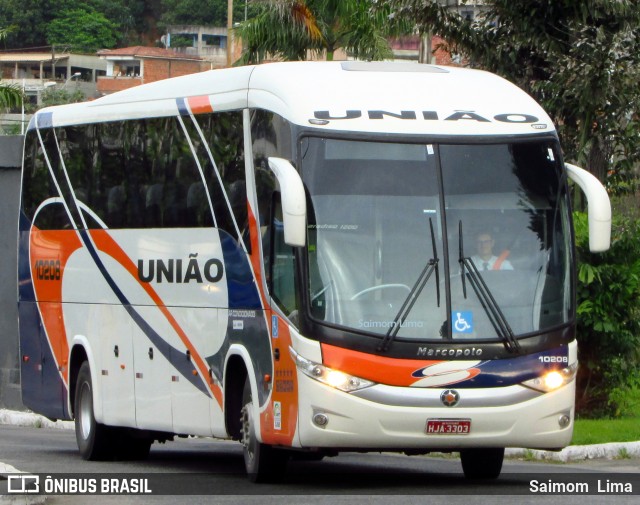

{"left": 572, "top": 417, "right": 640, "bottom": 445}
{"left": 571, "top": 387, "right": 640, "bottom": 445}
{"left": 617, "top": 447, "right": 631, "bottom": 459}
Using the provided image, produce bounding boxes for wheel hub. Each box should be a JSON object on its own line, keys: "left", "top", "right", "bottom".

{"left": 79, "top": 383, "right": 92, "bottom": 440}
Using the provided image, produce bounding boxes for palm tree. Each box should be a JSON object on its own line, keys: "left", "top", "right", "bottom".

{"left": 234, "top": 0, "right": 404, "bottom": 64}
{"left": 0, "top": 27, "right": 24, "bottom": 110}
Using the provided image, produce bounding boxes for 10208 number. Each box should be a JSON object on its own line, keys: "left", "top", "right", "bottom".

{"left": 538, "top": 356, "right": 568, "bottom": 363}
{"left": 34, "top": 259, "right": 61, "bottom": 281}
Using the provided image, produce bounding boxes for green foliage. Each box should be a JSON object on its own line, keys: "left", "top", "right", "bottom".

{"left": 235, "top": 2, "right": 322, "bottom": 62}
{"left": 0, "top": 0, "right": 149, "bottom": 49}
{"left": 0, "top": 27, "right": 24, "bottom": 110}
{"left": 616, "top": 447, "right": 631, "bottom": 460}
{"left": 384, "top": 0, "right": 640, "bottom": 188}
{"left": 0, "top": 0, "right": 57, "bottom": 48}
{"left": 573, "top": 211, "right": 640, "bottom": 417}
{"left": 0, "top": 81, "right": 23, "bottom": 109}
{"left": 159, "top": 0, "right": 231, "bottom": 29}
{"left": 168, "top": 34, "right": 194, "bottom": 48}
{"left": 0, "top": 1, "right": 240, "bottom": 50}
{"left": 235, "top": 0, "right": 406, "bottom": 64}
{"left": 39, "top": 88, "right": 85, "bottom": 108}
{"left": 47, "top": 8, "right": 118, "bottom": 52}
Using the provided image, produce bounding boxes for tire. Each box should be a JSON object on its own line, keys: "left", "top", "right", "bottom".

{"left": 74, "top": 362, "right": 115, "bottom": 461}
{"left": 460, "top": 448, "right": 504, "bottom": 479}
{"left": 240, "top": 377, "right": 289, "bottom": 482}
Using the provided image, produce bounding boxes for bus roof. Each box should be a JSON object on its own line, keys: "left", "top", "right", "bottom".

{"left": 32, "top": 61, "right": 555, "bottom": 137}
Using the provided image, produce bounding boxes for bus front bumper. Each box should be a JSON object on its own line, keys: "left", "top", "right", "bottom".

{"left": 295, "top": 371, "right": 574, "bottom": 451}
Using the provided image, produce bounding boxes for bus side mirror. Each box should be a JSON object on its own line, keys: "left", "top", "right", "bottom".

{"left": 565, "top": 163, "right": 611, "bottom": 252}
{"left": 268, "top": 157, "right": 307, "bottom": 247}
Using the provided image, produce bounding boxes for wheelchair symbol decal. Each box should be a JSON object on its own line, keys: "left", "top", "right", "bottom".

{"left": 453, "top": 311, "right": 473, "bottom": 334}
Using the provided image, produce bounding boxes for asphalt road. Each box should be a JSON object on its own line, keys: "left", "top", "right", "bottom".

{"left": 0, "top": 424, "right": 638, "bottom": 504}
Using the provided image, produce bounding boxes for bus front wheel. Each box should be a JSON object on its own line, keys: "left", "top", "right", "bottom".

{"left": 74, "top": 362, "right": 114, "bottom": 460}
{"left": 460, "top": 448, "right": 504, "bottom": 479}
{"left": 240, "top": 378, "right": 289, "bottom": 482}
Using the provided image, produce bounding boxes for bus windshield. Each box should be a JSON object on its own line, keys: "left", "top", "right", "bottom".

{"left": 302, "top": 137, "right": 573, "bottom": 344}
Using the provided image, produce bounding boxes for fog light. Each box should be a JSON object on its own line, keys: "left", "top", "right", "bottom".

{"left": 558, "top": 414, "right": 571, "bottom": 428}
{"left": 313, "top": 413, "right": 329, "bottom": 428}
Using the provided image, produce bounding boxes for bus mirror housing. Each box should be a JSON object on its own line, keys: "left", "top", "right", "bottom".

{"left": 565, "top": 163, "right": 611, "bottom": 252}
{"left": 268, "top": 157, "right": 307, "bottom": 247}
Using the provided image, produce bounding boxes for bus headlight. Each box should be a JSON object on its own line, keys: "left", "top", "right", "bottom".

{"left": 522, "top": 364, "right": 578, "bottom": 393}
{"left": 291, "top": 348, "right": 375, "bottom": 392}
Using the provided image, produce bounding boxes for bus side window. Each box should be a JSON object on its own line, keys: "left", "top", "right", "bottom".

{"left": 269, "top": 194, "right": 299, "bottom": 320}
{"left": 22, "top": 131, "right": 52, "bottom": 223}
{"left": 194, "top": 112, "right": 247, "bottom": 243}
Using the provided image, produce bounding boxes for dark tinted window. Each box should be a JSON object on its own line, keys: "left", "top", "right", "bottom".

{"left": 191, "top": 112, "right": 248, "bottom": 243}
{"left": 22, "top": 112, "right": 247, "bottom": 243}
{"left": 60, "top": 117, "right": 208, "bottom": 229}
{"left": 22, "top": 130, "right": 74, "bottom": 230}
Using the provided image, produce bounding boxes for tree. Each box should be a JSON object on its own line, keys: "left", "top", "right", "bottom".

{"left": 0, "top": 76, "right": 22, "bottom": 109}
{"left": 0, "top": 27, "right": 24, "bottom": 110}
{"left": 0, "top": 0, "right": 150, "bottom": 50}
{"left": 235, "top": 0, "right": 403, "bottom": 63}
{"left": 383, "top": 0, "right": 640, "bottom": 186}
{"left": 573, "top": 212, "right": 640, "bottom": 417}
{"left": 0, "top": 0, "right": 56, "bottom": 48}
{"left": 159, "top": 0, "right": 229, "bottom": 28}
{"left": 47, "top": 8, "right": 118, "bottom": 53}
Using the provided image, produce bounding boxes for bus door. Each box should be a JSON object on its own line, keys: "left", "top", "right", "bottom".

{"left": 132, "top": 304, "right": 173, "bottom": 432}
{"left": 262, "top": 197, "right": 299, "bottom": 444}
{"left": 97, "top": 303, "right": 136, "bottom": 427}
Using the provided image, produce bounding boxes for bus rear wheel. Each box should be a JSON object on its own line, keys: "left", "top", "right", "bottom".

{"left": 460, "top": 448, "right": 504, "bottom": 479}
{"left": 240, "top": 378, "right": 289, "bottom": 482}
{"left": 74, "top": 362, "right": 114, "bottom": 461}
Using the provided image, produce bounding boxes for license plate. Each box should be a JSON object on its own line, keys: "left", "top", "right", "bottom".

{"left": 426, "top": 419, "right": 471, "bottom": 435}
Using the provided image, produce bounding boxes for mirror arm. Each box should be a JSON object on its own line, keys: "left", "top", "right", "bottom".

{"left": 566, "top": 163, "right": 611, "bottom": 252}
{"left": 268, "top": 157, "right": 307, "bottom": 247}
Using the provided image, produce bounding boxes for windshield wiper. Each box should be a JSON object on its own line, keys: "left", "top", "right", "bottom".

{"left": 458, "top": 221, "right": 521, "bottom": 354}
{"left": 378, "top": 218, "right": 440, "bottom": 352}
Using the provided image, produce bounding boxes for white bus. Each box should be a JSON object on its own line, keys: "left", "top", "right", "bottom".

{"left": 18, "top": 61, "right": 611, "bottom": 481}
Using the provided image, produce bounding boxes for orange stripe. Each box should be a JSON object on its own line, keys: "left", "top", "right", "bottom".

{"left": 187, "top": 95, "right": 213, "bottom": 115}
{"left": 30, "top": 228, "right": 83, "bottom": 384}
{"left": 493, "top": 249, "right": 510, "bottom": 270}
{"left": 322, "top": 343, "right": 442, "bottom": 387}
{"left": 246, "top": 204, "right": 299, "bottom": 445}
{"left": 247, "top": 204, "right": 269, "bottom": 307}
{"left": 259, "top": 317, "right": 298, "bottom": 446}
{"left": 89, "top": 229, "right": 223, "bottom": 406}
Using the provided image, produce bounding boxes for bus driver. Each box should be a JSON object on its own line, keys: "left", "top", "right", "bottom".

{"left": 471, "top": 232, "right": 513, "bottom": 271}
